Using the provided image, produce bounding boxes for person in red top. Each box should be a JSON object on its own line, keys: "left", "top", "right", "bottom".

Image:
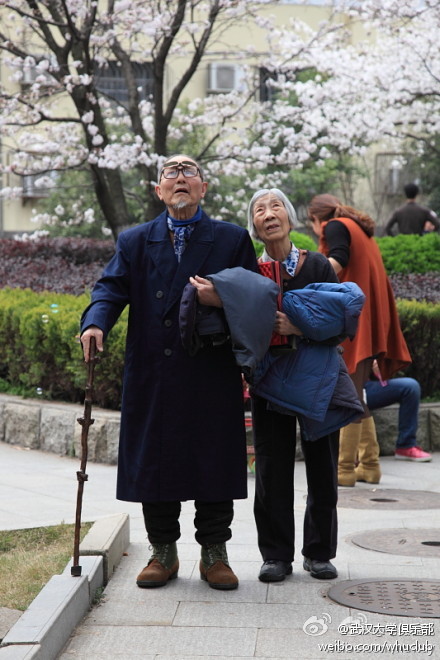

{"left": 309, "top": 194, "right": 411, "bottom": 487}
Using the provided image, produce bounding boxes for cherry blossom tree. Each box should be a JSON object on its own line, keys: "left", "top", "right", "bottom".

{"left": 3, "top": 0, "right": 438, "bottom": 238}
{"left": 333, "top": 0, "right": 440, "bottom": 154}
{"left": 313, "top": 0, "right": 440, "bottom": 222}
{"left": 0, "top": 0, "right": 356, "bottom": 237}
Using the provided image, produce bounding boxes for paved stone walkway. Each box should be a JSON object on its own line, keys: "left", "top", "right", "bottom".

{"left": 1, "top": 442, "right": 440, "bottom": 659}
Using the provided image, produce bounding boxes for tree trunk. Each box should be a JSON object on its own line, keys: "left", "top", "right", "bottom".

{"left": 90, "top": 166, "right": 131, "bottom": 239}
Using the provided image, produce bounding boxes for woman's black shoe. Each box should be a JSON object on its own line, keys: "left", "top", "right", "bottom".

{"left": 258, "top": 560, "right": 292, "bottom": 582}
{"left": 303, "top": 557, "right": 337, "bottom": 579}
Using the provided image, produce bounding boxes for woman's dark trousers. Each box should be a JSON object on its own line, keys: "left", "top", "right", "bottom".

{"left": 252, "top": 393, "right": 339, "bottom": 563}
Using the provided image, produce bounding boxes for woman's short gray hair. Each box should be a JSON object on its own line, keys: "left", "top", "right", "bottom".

{"left": 247, "top": 188, "right": 297, "bottom": 241}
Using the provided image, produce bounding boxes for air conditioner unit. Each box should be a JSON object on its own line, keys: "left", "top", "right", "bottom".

{"left": 21, "top": 66, "right": 38, "bottom": 86}
{"left": 207, "top": 63, "right": 244, "bottom": 93}
{"left": 22, "top": 174, "right": 51, "bottom": 199}
{"left": 21, "top": 58, "right": 56, "bottom": 87}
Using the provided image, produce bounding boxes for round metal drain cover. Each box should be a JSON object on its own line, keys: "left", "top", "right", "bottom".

{"left": 338, "top": 488, "right": 440, "bottom": 510}
{"left": 350, "top": 528, "right": 440, "bottom": 557}
{"left": 328, "top": 579, "right": 440, "bottom": 617}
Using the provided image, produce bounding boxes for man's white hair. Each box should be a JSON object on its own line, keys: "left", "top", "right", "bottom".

{"left": 247, "top": 188, "right": 297, "bottom": 241}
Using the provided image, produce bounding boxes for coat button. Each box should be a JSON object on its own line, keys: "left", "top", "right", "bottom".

{"left": 164, "top": 348, "right": 172, "bottom": 356}
{"left": 164, "top": 319, "right": 172, "bottom": 327}
{"left": 156, "top": 290, "right": 164, "bottom": 298}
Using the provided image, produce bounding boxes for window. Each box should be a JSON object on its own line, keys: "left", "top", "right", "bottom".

{"left": 95, "top": 62, "right": 154, "bottom": 103}
{"left": 21, "top": 172, "right": 58, "bottom": 200}
{"left": 259, "top": 67, "right": 280, "bottom": 103}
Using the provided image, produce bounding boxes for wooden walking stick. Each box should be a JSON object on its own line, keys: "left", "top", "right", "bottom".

{"left": 71, "top": 336, "right": 97, "bottom": 577}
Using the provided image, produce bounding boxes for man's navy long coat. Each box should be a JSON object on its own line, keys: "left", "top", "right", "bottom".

{"left": 81, "top": 210, "right": 258, "bottom": 502}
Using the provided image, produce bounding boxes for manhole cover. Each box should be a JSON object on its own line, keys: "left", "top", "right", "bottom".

{"left": 350, "top": 528, "right": 440, "bottom": 557}
{"left": 328, "top": 579, "right": 440, "bottom": 617}
{"left": 337, "top": 488, "right": 440, "bottom": 510}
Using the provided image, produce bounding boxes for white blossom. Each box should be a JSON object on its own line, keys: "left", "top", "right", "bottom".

{"left": 84, "top": 208, "right": 95, "bottom": 223}
{"left": 82, "top": 111, "right": 94, "bottom": 124}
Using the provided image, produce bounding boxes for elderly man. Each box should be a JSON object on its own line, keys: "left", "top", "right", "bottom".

{"left": 81, "top": 155, "right": 258, "bottom": 590}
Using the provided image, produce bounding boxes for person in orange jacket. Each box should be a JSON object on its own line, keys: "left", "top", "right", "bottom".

{"left": 309, "top": 194, "right": 411, "bottom": 486}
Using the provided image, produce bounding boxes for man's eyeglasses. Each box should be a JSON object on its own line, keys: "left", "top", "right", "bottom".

{"left": 160, "top": 163, "right": 201, "bottom": 180}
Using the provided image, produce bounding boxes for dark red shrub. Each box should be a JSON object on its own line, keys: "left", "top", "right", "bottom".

{"left": 0, "top": 238, "right": 115, "bottom": 295}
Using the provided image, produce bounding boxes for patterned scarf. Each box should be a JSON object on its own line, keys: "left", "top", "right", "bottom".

{"left": 167, "top": 206, "right": 202, "bottom": 262}
{"left": 261, "top": 243, "right": 300, "bottom": 277}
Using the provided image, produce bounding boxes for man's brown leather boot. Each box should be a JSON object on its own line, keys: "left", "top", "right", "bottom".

{"left": 200, "top": 543, "right": 238, "bottom": 590}
{"left": 136, "top": 542, "right": 179, "bottom": 588}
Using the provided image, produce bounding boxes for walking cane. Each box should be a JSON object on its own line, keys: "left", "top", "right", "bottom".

{"left": 71, "top": 336, "right": 98, "bottom": 577}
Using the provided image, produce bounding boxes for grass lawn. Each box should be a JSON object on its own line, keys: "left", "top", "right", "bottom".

{"left": 0, "top": 522, "right": 92, "bottom": 611}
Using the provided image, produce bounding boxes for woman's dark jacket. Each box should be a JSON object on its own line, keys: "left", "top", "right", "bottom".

{"left": 177, "top": 254, "right": 363, "bottom": 443}
{"left": 251, "top": 252, "right": 365, "bottom": 440}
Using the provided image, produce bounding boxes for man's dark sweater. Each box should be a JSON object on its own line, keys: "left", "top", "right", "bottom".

{"left": 385, "top": 201, "right": 439, "bottom": 236}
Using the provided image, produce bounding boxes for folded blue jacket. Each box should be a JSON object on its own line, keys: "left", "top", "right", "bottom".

{"left": 252, "top": 281, "right": 365, "bottom": 440}
{"left": 282, "top": 281, "right": 365, "bottom": 341}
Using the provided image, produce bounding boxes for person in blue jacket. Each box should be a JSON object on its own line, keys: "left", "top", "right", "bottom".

{"left": 247, "top": 188, "right": 340, "bottom": 583}
{"left": 366, "top": 361, "right": 431, "bottom": 462}
{"left": 80, "top": 154, "right": 258, "bottom": 591}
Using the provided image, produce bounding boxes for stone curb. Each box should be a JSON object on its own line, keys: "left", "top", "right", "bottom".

{"left": 0, "top": 394, "right": 120, "bottom": 465}
{"left": 1, "top": 393, "right": 439, "bottom": 465}
{"left": 0, "top": 513, "right": 130, "bottom": 660}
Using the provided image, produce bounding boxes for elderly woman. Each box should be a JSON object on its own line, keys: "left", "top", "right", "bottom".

{"left": 247, "top": 188, "right": 340, "bottom": 583}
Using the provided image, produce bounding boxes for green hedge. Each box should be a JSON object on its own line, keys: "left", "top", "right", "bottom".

{"left": 397, "top": 299, "right": 440, "bottom": 398}
{"left": 0, "top": 287, "right": 439, "bottom": 408}
{"left": 253, "top": 231, "right": 317, "bottom": 258}
{"left": 0, "top": 288, "right": 126, "bottom": 409}
{"left": 376, "top": 232, "right": 440, "bottom": 274}
{"left": 255, "top": 231, "right": 440, "bottom": 275}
